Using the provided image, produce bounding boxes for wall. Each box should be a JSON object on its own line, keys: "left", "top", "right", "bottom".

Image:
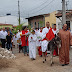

{"left": 28, "top": 16, "right": 44, "bottom": 28}
{"left": 45, "top": 11, "right": 56, "bottom": 27}
{"left": 70, "top": 21, "right": 72, "bottom": 31}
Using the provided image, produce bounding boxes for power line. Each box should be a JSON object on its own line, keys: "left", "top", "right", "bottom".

{"left": 29, "top": 0, "right": 49, "bottom": 11}
{"left": 29, "top": 0, "right": 55, "bottom": 15}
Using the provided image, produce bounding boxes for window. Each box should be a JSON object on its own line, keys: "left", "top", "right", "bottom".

{"left": 31, "top": 23, "right": 33, "bottom": 28}
{"left": 38, "top": 22, "right": 40, "bottom": 28}
{"left": 35, "top": 22, "right": 36, "bottom": 28}
{"left": 66, "top": 21, "right": 70, "bottom": 30}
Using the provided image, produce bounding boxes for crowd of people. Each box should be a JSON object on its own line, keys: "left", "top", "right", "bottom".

{"left": 0, "top": 22, "right": 72, "bottom": 66}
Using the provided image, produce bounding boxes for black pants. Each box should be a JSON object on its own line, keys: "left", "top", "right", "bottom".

{"left": 1, "top": 39, "right": 6, "bottom": 48}
{"left": 7, "top": 43, "right": 10, "bottom": 50}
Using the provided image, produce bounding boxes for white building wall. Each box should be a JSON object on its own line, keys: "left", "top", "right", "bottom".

{"left": 0, "top": 16, "right": 24, "bottom": 26}
{"left": 70, "top": 21, "right": 72, "bottom": 31}
{"left": 56, "top": 17, "right": 62, "bottom": 29}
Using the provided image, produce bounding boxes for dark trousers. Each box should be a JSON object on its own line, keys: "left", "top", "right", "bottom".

{"left": 1, "top": 39, "right": 6, "bottom": 48}
{"left": 19, "top": 45, "right": 23, "bottom": 53}
{"left": 7, "top": 43, "right": 10, "bottom": 50}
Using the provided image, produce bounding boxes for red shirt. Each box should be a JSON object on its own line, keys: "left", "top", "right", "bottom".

{"left": 21, "top": 30, "right": 26, "bottom": 46}
{"left": 21, "top": 30, "right": 29, "bottom": 46}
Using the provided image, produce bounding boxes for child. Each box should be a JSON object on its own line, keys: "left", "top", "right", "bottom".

{"left": 28, "top": 30, "right": 37, "bottom": 60}
{"left": 6, "top": 31, "right": 12, "bottom": 50}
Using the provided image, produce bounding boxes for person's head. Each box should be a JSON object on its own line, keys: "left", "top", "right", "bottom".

{"left": 32, "top": 30, "right": 35, "bottom": 35}
{"left": 22, "top": 26, "right": 27, "bottom": 31}
{"left": 2, "top": 27, "right": 5, "bottom": 31}
{"left": 19, "top": 29, "right": 21, "bottom": 32}
{"left": 35, "top": 28, "right": 38, "bottom": 30}
{"left": 63, "top": 24, "right": 67, "bottom": 30}
{"left": 46, "top": 22, "right": 50, "bottom": 28}
{"left": 40, "top": 27, "right": 43, "bottom": 31}
{"left": 8, "top": 31, "right": 10, "bottom": 35}
{"left": 7, "top": 27, "right": 9, "bottom": 31}
{"left": 53, "top": 24, "right": 56, "bottom": 29}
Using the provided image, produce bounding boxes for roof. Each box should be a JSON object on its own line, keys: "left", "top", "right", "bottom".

{"left": 26, "top": 14, "right": 50, "bottom": 19}
{"left": 55, "top": 10, "right": 72, "bottom": 17}
{"left": 0, "top": 23, "right": 13, "bottom": 26}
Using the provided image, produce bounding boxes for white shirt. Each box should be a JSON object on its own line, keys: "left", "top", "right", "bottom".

{"left": 42, "top": 27, "right": 50, "bottom": 39}
{"left": 16, "top": 31, "right": 22, "bottom": 40}
{"left": 0, "top": 30, "right": 7, "bottom": 39}
{"left": 0, "top": 31, "right": 2, "bottom": 39}
{"left": 52, "top": 29, "right": 59, "bottom": 35}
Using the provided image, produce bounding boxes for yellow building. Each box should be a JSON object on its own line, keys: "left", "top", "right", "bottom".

{"left": 45, "top": 11, "right": 56, "bottom": 27}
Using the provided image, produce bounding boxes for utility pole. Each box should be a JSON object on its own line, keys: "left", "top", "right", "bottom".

{"left": 62, "top": 0, "right": 66, "bottom": 26}
{"left": 66, "top": 0, "right": 69, "bottom": 10}
{"left": 18, "top": 0, "right": 20, "bottom": 25}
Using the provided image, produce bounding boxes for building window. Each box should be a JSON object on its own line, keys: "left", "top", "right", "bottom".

{"left": 35, "top": 22, "right": 36, "bottom": 28}
{"left": 38, "top": 22, "right": 40, "bottom": 28}
{"left": 66, "top": 21, "right": 70, "bottom": 30}
{"left": 31, "top": 23, "right": 33, "bottom": 28}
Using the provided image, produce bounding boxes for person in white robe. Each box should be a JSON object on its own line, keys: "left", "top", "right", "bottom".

{"left": 35, "top": 28, "right": 39, "bottom": 55}
{"left": 28, "top": 30, "right": 37, "bottom": 60}
{"left": 41, "top": 22, "right": 50, "bottom": 63}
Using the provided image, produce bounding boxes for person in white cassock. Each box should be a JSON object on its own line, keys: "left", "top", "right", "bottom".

{"left": 28, "top": 30, "right": 37, "bottom": 60}
{"left": 41, "top": 22, "right": 51, "bottom": 63}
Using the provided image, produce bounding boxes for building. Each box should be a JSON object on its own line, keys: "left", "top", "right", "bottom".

{"left": 0, "top": 16, "right": 24, "bottom": 26}
{"left": 45, "top": 11, "right": 57, "bottom": 27}
{"left": 0, "top": 23, "right": 13, "bottom": 29}
{"left": 56, "top": 10, "right": 72, "bottom": 30}
{"left": 26, "top": 14, "right": 50, "bottom": 28}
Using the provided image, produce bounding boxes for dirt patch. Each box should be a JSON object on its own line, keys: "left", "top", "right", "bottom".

{"left": 0, "top": 58, "right": 15, "bottom": 69}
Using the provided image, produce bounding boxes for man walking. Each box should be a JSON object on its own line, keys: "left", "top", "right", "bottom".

{"left": 1, "top": 27, "right": 7, "bottom": 48}
{"left": 59, "top": 24, "right": 71, "bottom": 66}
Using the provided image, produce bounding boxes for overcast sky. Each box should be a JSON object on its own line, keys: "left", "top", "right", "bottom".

{"left": 0, "top": 0, "right": 72, "bottom": 18}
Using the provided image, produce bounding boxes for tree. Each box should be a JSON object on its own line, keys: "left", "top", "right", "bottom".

{"left": 39, "top": 21, "right": 44, "bottom": 27}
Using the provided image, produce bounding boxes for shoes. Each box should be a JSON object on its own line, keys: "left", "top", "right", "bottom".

{"left": 40, "top": 55, "right": 42, "bottom": 57}
{"left": 43, "top": 61, "right": 45, "bottom": 63}
{"left": 65, "top": 64, "right": 69, "bottom": 65}
{"left": 61, "top": 64, "right": 69, "bottom": 66}
{"left": 61, "top": 64, "right": 65, "bottom": 66}
{"left": 33, "top": 58, "right": 35, "bottom": 60}
{"left": 45, "top": 59, "right": 46, "bottom": 61}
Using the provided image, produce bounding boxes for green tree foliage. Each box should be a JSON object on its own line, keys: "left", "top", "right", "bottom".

{"left": 12, "top": 24, "right": 23, "bottom": 34}
{"left": 39, "top": 21, "right": 44, "bottom": 27}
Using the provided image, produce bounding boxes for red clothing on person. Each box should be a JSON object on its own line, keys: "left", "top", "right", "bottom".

{"left": 38, "top": 46, "right": 42, "bottom": 56}
{"left": 21, "top": 30, "right": 29, "bottom": 47}
{"left": 21, "top": 30, "right": 26, "bottom": 46}
{"left": 46, "top": 28, "right": 55, "bottom": 40}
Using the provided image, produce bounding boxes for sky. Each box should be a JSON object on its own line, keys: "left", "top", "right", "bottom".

{"left": 0, "top": 0, "right": 72, "bottom": 19}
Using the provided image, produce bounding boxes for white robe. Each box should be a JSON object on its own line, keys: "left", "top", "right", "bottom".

{"left": 36, "top": 31, "right": 42, "bottom": 46}
{"left": 52, "top": 29, "right": 59, "bottom": 35}
{"left": 41, "top": 27, "right": 50, "bottom": 52}
{"left": 28, "top": 34, "right": 37, "bottom": 59}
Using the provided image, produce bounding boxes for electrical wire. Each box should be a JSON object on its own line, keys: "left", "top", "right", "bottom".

{"left": 29, "top": 0, "right": 55, "bottom": 15}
